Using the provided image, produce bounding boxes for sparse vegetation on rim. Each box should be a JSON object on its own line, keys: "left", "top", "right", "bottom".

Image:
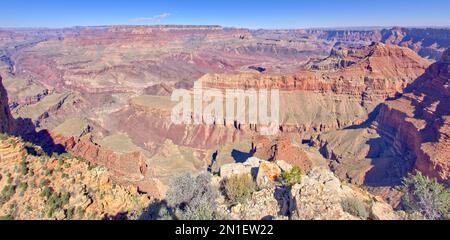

{"left": 400, "top": 172, "right": 449, "bottom": 220}
{"left": 281, "top": 166, "right": 303, "bottom": 186}
{"left": 164, "top": 172, "right": 223, "bottom": 220}
{"left": 341, "top": 197, "right": 369, "bottom": 219}
{"left": 0, "top": 136, "right": 149, "bottom": 220}
{"left": 222, "top": 173, "right": 256, "bottom": 205}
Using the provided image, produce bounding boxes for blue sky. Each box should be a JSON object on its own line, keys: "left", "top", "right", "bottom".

{"left": 1, "top": 0, "right": 449, "bottom": 29}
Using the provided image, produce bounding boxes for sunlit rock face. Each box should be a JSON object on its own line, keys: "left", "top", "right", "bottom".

{"left": 0, "top": 26, "right": 448, "bottom": 203}
{"left": 376, "top": 48, "right": 450, "bottom": 184}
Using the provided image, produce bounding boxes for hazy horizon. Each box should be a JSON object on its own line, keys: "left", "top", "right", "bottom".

{"left": 1, "top": 0, "right": 449, "bottom": 29}
{"left": 1, "top": 24, "right": 449, "bottom": 31}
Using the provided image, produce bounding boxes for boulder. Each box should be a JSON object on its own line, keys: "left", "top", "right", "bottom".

{"left": 220, "top": 157, "right": 262, "bottom": 179}
{"left": 289, "top": 168, "right": 400, "bottom": 220}
{"left": 370, "top": 201, "right": 399, "bottom": 220}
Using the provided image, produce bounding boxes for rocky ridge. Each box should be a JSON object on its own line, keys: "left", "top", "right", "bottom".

{"left": 215, "top": 157, "right": 402, "bottom": 220}
{"left": 310, "top": 47, "right": 450, "bottom": 204}
{"left": 0, "top": 135, "right": 149, "bottom": 220}
{"left": 375, "top": 47, "right": 450, "bottom": 184}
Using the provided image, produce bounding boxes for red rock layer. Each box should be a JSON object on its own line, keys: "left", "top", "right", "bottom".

{"left": 200, "top": 43, "right": 430, "bottom": 100}
{"left": 102, "top": 44, "right": 431, "bottom": 150}
{"left": 252, "top": 135, "right": 313, "bottom": 172}
{"left": 51, "top": 134, "right": 148, "bottom": 182}
{"left": 376, "top": 48, "right": 450, "bottom": 183}
{"left": 62, "top": 26, "right": 251, "bottom": 47}
{"left": 50, "top": 134, "right": 169, "bottom": 198}
{"left": 108, "top": 102, "right": 251, "bottom": 150}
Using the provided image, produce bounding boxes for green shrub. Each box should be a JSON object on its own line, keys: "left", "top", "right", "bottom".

{"left": 0, "top": 185, "right": 16, "bottom": 206}
{"left": 87, "top": 163, "right": 95, "bottom": 171}
{"left": 0, "top": 133, "right": 9, "bottom": 141}
{"left": 19, "top": 159, "right": 28, "bottom": 176}
{"left": 61, "top": 192, "right": 71, "bottom": 205}
{"left": 76, "top": 207, "right": 85, "bottom": 219}
{"left": 281, "top": 166, "right": 303, "bottom": 186}
{"left": 40, "top": 179, "right": 50, "bottom": 187}
{"left": 40, "top": 186, "right": 53, "bottom": 199}
{"left": 46, "top": 191, "right": 71, "bottom": 218}
{"left": 45, "top": 169, "right": 53, "bottom": 176}
{"left": 223, "top": 173, "right": 256, "bottom": 205}
{"left": 6, "top": 173, "right": 13, "bottom": 185}
{"left": 341, "top": 197, "right": 369, "bottom": 219}
{"left": 0, "top": 214, "right": 14, "bottom": 220}
{"left": 65, "top": 207, "right": 74, "bottom": 220}
{"left": 401, "top": 172, "right": 449, "bottom": 220}
{"left": 7, "top": 139, "right": 16, "bottom": 147}
{"left": 19, "top": 182, "right": 28, "bottom": 191}
{"left": 166, "top": 173, "right": 217, "bottom": 209}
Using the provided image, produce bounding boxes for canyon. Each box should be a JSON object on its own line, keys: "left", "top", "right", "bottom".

{"left": 0, "top": 26, "right": 449, "bottom": 219}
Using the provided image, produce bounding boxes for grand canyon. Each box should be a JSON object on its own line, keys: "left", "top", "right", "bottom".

{"left": 0, "top": 25, "right": 448, "bottom": 220}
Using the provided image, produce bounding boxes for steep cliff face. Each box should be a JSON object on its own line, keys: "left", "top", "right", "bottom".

{"left": 302, "top": 27, "right": 450, "bottom": 60}
{"left": 0, "top": 75, "right": 14, "bottom": 134}
{"left": 202, "top": 43, "right": 429, "bottom": 104}
{"left": 98, "top": 44, "right": 432, "bottom": 153}
{"left": 197, "top": 44, "right": 430, "bottom": 138}
{"left": 310, "top": 48, "right": 449, "bottom": 198}
{"left": 0, "top": 135, "right": 149, "bottom": 220}
{"left": 376, "top": 48, "right": 450, "bottom": 184}
{"left": 381, "top": 27, "right": 450, "bottom": 60}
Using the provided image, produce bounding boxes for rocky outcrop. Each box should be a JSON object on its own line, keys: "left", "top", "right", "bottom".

{"left": 229, "top": 188, "right": 289, "bottom": 220}
{"left": 289, "top": 168, "right": 358, "bottom": 220}
{"left": 217, "top": 157, "right": 400, "bottom": 220}
{"left": 252, "top": 135, "right": 313, "bottom": 172}
{"left": 375, "top": 47, "right": 450, "bottom": 184}
{"left": 381, "top": 27, "right": 450, "bottom": 60}
{"left": 0, "top": 75, "right": 13, "bottom": 133}
{"left": 303, "top": 27, "right": 450, "bottom": 60}
{"left": 289, "top": 168, "right": 400, "bottom": 220}
{"left": 309, "top": 48, "right": 449, "bottom": 206}
{"left": 195, "top": 43, "right": 430, "bottom": 139}
{"left": 143, "top": 83, "right": 174, "bottom": 96}
{"left": 108, "top": 95, "right": 251, "bottom": 150}
{"left": 45, "top": 134, "right": 168, "bottom": 198}
{"left": 0, "top": 136, "right": 149, "bottom": 220}
{"left": 104, "top": 43, "right": 428, "bottom": 153}
{"left": 61, "top": 136, "right": 148, "bottom": 182}
{"left": 220, "top": 157, "right": 262, "bottom": 179}
{"left": 201, "top": 43, "right": 429, "bottom": 95}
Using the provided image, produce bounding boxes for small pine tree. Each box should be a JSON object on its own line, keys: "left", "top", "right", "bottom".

{"left": 281, "top": 166, "right": 303, "bottom": 186}
{"left": 401, "top": 172, "right": 449, "bottom": 220}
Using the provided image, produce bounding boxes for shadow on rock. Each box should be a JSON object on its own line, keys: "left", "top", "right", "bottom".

{"left": 138, "top": 200, "right": 177, "bottom": 220}
{"left": 13, "top": 117, "right": 67, "bottom": 156}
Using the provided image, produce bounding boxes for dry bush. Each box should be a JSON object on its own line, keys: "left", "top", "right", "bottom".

{"left": 223, "top": 173, "right": 256, "bottom": 205}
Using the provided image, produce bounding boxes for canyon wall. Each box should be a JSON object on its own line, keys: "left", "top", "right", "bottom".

{"left": 0, "top": 75, "right": 13, "bottom": 133}
{"left": 375, "top": 47, "right": 450, "bottom": 184}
